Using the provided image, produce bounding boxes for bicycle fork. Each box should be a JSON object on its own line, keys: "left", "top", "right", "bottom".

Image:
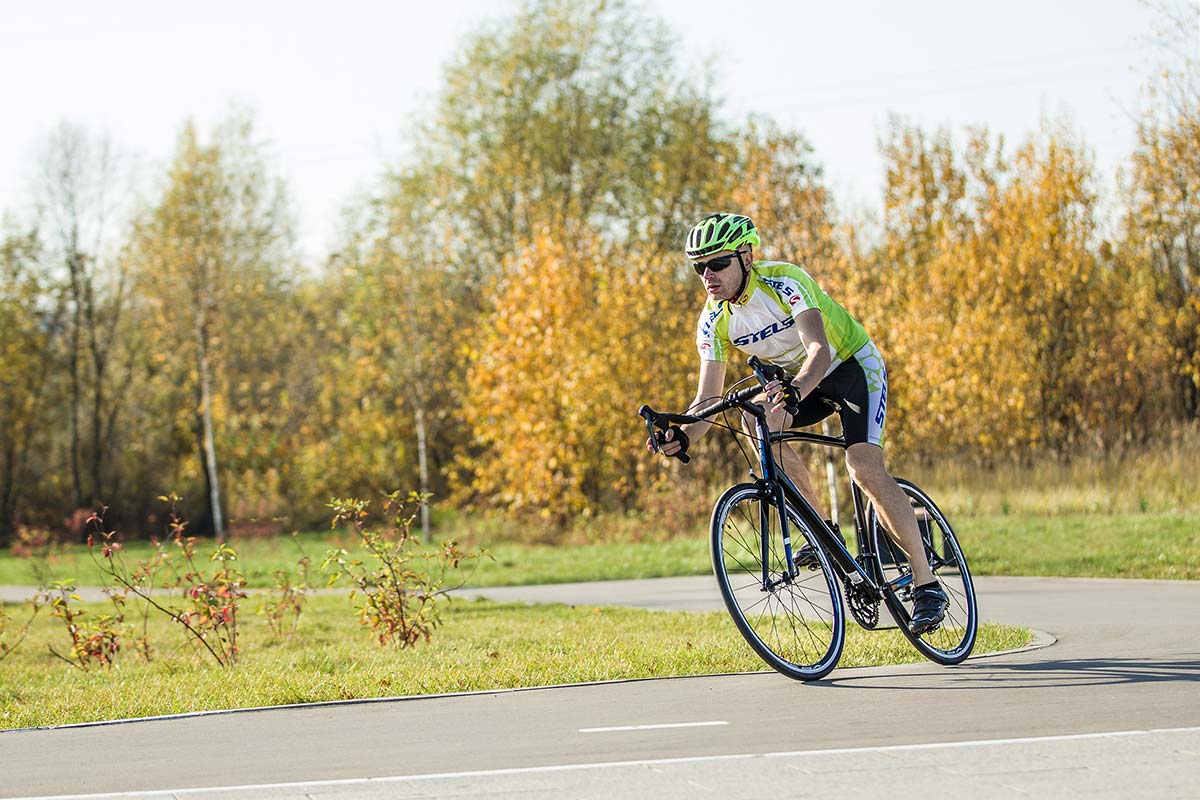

{"left": 751, "top": 411, "right": 798, "bottom": 588}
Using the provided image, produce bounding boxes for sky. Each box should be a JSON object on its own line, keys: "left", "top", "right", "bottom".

{"left": 0, "top": 0, "right": 1190, "bottom": 262}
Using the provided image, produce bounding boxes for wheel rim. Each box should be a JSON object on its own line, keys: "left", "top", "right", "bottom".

{"left": 714, "top": 489, "right": 843, "bottom": 676}
{"left": 871, "top": 485, "right": 976, "bottom": 659}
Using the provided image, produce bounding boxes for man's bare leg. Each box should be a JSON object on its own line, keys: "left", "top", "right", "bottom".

{"left": 845, "top": 442, "right": 935, "bottom": 586}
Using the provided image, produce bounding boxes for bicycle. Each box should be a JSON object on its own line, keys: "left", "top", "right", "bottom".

{"left": 639, "top": 355, "right": 978, "bottom": 681}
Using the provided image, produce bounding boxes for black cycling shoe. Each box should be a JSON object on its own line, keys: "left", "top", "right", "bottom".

{"left": 909, "top": 583, "right": 949, "bottom": 634}
{"left": 793, "top": 522, "right": 845, "bottom": 569}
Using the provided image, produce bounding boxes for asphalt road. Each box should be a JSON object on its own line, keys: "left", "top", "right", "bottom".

{"left": 1, "top": 575, "right": 1198, "bottom": 799}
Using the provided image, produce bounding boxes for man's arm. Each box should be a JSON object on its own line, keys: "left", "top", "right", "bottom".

{"left": 768, "top": 308, "right": 830, "bottom": 409}
{"left": 653, "top": 359, "right": 726, "bottom": 458}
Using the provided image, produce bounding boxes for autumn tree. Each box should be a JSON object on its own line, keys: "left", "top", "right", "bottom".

{"left": 731, "top": 118, "right": 840, "bottom": 276}
{"left": 415, "top": 0, "right": 729, "bottom": 271}
{"left": 459, "top": 235, "right": 696, "bottom": 521}
{"left": 871, "top": 118, "right": 1115, "bottom": 458}
{"left": 1120, "top": 0, "right": 1200, "bottom": 421}
{"left": 294, "top": 179, "right": 468, "bottom": 538}
{"left": 129, "top": 110, "right": 295, "bottom": 538}
{"left": 361, "top": 0, "right": 729, "bottom": 518}
{"left": 0, "top": 227, "right": 56, "bottom": 545}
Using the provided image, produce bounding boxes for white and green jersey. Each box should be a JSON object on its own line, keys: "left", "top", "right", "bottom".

{"left": 696, "top": 261, "right": 870, "bottom": 376}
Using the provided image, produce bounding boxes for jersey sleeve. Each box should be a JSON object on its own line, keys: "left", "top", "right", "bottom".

{"left": 696, "top": 305, "right": 728, "bottom": 362}
{"left": 758, "top": 263, "right": 821, "bottom": 318}
{"left": 757, "top": 262, "right": 871, "bottom": 361}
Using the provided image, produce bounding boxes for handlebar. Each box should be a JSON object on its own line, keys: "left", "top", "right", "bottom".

{"left": 640, "top": 356, "right": 800, "bottom": 464}
{"left": 638, "top": 407, "right": 700, "bottom": 463}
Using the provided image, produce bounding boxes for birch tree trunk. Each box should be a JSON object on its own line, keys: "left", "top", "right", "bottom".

{"left": 416, "top": 405, "right": 431, "bottom": 543}
{"left": 196, "top": 311, "right": 224, "bottom": 542}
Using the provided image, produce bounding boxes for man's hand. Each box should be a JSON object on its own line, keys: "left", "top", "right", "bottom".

{"left": 646, "top": 426, "right": 689, "bottom": 460}
{"left": 764, "top": 378, "right": 799, "bottom": 415}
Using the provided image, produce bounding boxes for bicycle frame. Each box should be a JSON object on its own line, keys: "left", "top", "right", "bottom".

{"left": 745, "top": 402, "right": 913, "bottom": 599}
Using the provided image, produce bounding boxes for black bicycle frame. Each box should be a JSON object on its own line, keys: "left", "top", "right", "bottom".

{"left": 776, "top": 428, "right": 920, "bottom": 598}
{"left": 740, "top": 400, "right": 879, "bottom": 592}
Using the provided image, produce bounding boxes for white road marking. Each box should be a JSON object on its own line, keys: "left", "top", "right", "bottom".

{"left": 578, "top": 720, "right": 729, "bottom": 733}
{"left": 10, "top": 726, "right": 1200, "bottom": 800}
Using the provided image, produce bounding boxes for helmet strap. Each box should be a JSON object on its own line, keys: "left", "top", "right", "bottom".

{"left": 732, "top": 249, "right": 751, "bottom": 302}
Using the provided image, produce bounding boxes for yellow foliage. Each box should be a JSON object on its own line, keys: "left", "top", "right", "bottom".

{"left": 458, "top": 234, "right": 693, "bottom": 520}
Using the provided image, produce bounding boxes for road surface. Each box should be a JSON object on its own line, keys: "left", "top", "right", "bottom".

{"left": 1, "top": 575, "right": 1197, "bottom": 798}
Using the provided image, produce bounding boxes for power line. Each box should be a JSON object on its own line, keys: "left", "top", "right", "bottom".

{"left": 735, "top": 41, "right": 1152, "bottom": 104}
{"left": 749, "top": 63, "right": 1142, "bottom": 114}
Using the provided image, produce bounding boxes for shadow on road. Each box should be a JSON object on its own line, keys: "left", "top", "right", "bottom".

{"left": 824, "top": 654, "right": 1200, "bottom": 690}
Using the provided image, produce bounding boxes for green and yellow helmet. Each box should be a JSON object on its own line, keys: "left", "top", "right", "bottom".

{"left": 684, "top": 213, "right": 760, "bottom": 259}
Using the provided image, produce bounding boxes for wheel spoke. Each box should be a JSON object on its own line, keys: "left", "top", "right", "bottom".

{"left": 714, "top": 489, "right": 844, "bottom": 680}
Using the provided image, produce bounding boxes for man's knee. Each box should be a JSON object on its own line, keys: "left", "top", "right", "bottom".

{"left": 845, "top": 444, "right": 888, "bottom": 488}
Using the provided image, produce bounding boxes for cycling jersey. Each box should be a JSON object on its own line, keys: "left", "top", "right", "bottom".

{"left": 696, "top": 261, "right": 870, "bottom": 376}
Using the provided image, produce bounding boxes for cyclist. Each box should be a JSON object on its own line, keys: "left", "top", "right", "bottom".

{"left": 650, "top": 212, "right": 947, "bottom": 634}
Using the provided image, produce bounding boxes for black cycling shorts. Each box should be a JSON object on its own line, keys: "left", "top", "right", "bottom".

{"left": 787, "top": 342, "right": 888, "bottom": 447}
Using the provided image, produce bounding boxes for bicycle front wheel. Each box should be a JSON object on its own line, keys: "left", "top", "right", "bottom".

{"left": 711, "top": 483, "right": 845, "bottom": 681}
{"left": 867, "top": 478, "right": 978, "bottom": 664}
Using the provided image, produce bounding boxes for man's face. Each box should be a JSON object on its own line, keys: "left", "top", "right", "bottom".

{"left": 694, "top": 248, "right": 748, "bottom": 302}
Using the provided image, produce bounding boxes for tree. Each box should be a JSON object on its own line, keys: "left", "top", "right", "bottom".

{"left": 295, "top": 179, "right": 467, "bottom": 537}
{"left": 458, "top": 234, "right": 696, "bottom": 522}
{"left": 355, "top": 0, "right": 729, "bottom": 517}
{"left": 871, "top": 118, "right": 1114, "bottom": 458}
{"left": 33, "top": 122, "right": 135, "bottom": 512}
{"left": 130, "top": 110, "right": 295, "bottom": 538}
{"left": 1121, "top": 1, "right": 1200, "bottom": 420}
{"left": 0, "top": 227, "right": 55, "bottom": 545}
{"left": 415, "top": 0, "right": 728, "bottom": 271}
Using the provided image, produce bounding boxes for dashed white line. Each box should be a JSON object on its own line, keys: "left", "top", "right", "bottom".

{"left": 579, "top": 720, "right": 729, "bottom": 733}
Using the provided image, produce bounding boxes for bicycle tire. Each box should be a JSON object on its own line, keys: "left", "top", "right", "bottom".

{"left": 866, "top": 478, "right": 978, "bottom": 664}
{"left": 710, "top": 482, "right": 846, "bottom": 681}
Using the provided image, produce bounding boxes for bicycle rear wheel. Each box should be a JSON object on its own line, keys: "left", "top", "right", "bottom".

{"left": 711, "top": 483, "right": 845, "bottom": 681}
{"left": 867, "top": 478, "right": 977, "bottom": 664}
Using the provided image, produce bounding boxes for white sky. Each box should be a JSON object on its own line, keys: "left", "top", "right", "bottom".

{"left": 0, "top": 0, "right": 1188, "bottom": 262}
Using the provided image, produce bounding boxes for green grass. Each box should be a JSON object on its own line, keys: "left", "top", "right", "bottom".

{"left": 959, "top": 512, "right": 1200, "bottom": 579}
{"left": 0, "top": 593, "right": 1030, "bottom": 730}
{"left": 0, "top": 535, "right": 716, "bottom": 590}
{"left": 2, "top": 508, "right": 1197, "bottom": 590}
{"left": 0, "top": 533, "right": 339, "bottom": 589}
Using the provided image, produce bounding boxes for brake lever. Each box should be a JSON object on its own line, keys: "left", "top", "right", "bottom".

{"left": 639, "top": 406, "right": 660, "bottom": 455}
{"left": 638, "top": 404, "right": 692, "bottom": 464}
{"left": 747, "top": 356, "right": 800, "bottom": 417}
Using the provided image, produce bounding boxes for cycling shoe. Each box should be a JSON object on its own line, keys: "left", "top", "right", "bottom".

{"left": 909, "top": 583, "right": 949, "bottom": 634}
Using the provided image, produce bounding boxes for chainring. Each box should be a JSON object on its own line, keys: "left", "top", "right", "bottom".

{"left": 845, "top": 579, "right": 880, "bottom": 629}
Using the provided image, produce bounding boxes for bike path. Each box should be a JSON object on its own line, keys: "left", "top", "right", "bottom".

{"left": 1, "top": 576, "right": 1198, "bottom": 799}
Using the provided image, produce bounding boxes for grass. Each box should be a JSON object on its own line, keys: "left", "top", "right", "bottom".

{"left": 0, "top": 593, "right": 1030, "bottom": 730}
{"left": 1, "top": 507, "right": 1197, "bottom": 591}
{"left": 960, "top": 512, "right": 1200, "bottom": 579}
{"left": 910, "top": 426, "right": 1200, "bottom": 518}
{"left": 473, "top": 509, "right": 1200, "bottom": 581}
{"left": 0, "top": 534, "right": 717, "bottom": 590}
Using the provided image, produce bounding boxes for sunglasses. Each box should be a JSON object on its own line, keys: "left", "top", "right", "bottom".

{"left": 692, "top": 251, "right": 743, "bottom": 277}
